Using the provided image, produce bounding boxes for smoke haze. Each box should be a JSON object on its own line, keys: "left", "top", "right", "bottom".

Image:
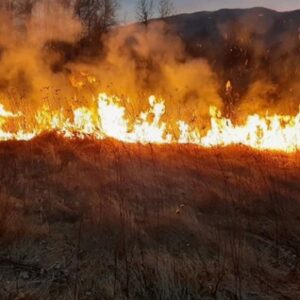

{"left": 0, "top": 2, "right": 300, "bottom": 129}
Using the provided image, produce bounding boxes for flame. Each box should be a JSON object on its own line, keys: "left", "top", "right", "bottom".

{"left": 226, "top": 80, "right": 232, "bottom": 93}
{"left": 0, "top": 93, "right": 300, "bottom": 152}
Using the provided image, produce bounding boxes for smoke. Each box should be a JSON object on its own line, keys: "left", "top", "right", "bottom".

{"left": 2, "top": 2, "right": 299, "bottom": 130}
{"left": 70, "top": 21, "right": 222, "bottom": 125}
{"left": 216, "top": 8, "right": 300, "bottom": 118}
{"left": 0, "top": 1, "right": 82, "bottom": 113}
{"left": 0, "top": 2, "right": 223, "bottom": 128}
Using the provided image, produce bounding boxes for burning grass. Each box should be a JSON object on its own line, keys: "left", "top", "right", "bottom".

{"left": 1, "top": 93, "right": 300, "bottom": 152}
{"left": 0, "top": 135, "right": 299, "bottom": 299}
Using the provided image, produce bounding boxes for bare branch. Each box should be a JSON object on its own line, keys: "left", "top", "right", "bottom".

{"left": 75, "top": 0, "right": 119, "bottom": 36}
{"left": 158, "top": 0, "right": 174, "bottom": 18}
{"left": 136, "top": 0, "right": 154, "bottom": 25}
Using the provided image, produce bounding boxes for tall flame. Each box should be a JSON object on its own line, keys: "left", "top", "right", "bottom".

{"left": 0, "top": 93, "right": 300, "bottom": 152}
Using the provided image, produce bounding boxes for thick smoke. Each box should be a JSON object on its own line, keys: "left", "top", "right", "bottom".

{"left": 215, "top": 8, "right": 300, "bottom": 118}
{"left": 0, "top": 1, "right": 82, "bottom": 113}
{"left": 2, "top": 3, "right": 298, "bottom": 130}
{"left": 0, "top": 1, "right": 222, "bottom": 130}
{"left": 70, "top": 21, "right": 222, "bottom": 125}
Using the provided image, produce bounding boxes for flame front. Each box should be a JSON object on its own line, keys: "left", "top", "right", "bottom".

{"left": 1, "top": 93, "right": 300, "bottom": 152}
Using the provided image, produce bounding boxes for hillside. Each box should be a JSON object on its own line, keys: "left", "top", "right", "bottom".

{"left": 165, "top": 7, "right": 300, "bottom": 105}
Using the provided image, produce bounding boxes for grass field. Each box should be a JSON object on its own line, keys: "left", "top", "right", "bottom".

{"left": 0, "top": 134, "right": 299, "bottom": 299}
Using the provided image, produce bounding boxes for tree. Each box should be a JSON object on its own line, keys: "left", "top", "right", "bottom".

{"left": 75, "top": 0, "right": 119, "bottom": 36}
{"left": 102, "top": 0, "right": 119, "bottom": 29}
{"left": 158, "top": 0, "right": 174, "bottom": 18}
{"left": 136, "top": 0, "right": 154, "bottom": 25}
{"left": 0, "top": 0, "right": 13, "bottom": 12}
{"left": 0, "top": 0, "right": 39, "bottom": 32}
{"left": 0, "top": 0, "right": 38, "bottom": 16}
{"left": 11, "top": 0, "right": 38, "bottom": 17}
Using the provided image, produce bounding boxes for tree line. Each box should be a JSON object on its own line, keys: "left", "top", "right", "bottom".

{"left": 0, "top": 0, "right": 175, "bottom": 35}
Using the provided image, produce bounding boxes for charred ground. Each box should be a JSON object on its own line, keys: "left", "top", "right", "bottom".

{"left": 0, "top": 135, "right": 299, "bottom": 299}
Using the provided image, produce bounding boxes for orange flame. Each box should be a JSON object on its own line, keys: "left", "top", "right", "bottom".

{"left": 0, "top": 93, "right": 300, "bottom": 152}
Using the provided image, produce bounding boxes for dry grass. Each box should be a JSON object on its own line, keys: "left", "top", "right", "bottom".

{"left": 0, "top": 134, "right": 299, "bottom": 299}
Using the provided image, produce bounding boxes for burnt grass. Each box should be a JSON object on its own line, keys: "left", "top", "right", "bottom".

{"left": 0, "top": 133, "right": 299, "bottom": 300}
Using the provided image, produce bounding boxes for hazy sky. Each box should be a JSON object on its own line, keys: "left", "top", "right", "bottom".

{"left": 120, "top": 0, "right": 300, "bottom": 22}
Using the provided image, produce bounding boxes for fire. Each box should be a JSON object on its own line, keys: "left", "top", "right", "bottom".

{"left": 98, "top": 94, "right": 172, "bottom": 143}
{"left": 0, "top": 93, "right": 300, "bottom": 152}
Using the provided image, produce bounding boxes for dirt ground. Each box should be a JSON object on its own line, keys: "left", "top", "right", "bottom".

{"left": 0, "top": 134, "right": 299, "bottom": 299}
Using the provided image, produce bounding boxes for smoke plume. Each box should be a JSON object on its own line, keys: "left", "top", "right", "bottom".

{"left": 0, "top": 1, "right": 222, "bottom": 129}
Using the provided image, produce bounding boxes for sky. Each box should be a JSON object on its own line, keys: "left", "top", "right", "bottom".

{"left": 120, "top": 0, "right": 300, "bottom": 22}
